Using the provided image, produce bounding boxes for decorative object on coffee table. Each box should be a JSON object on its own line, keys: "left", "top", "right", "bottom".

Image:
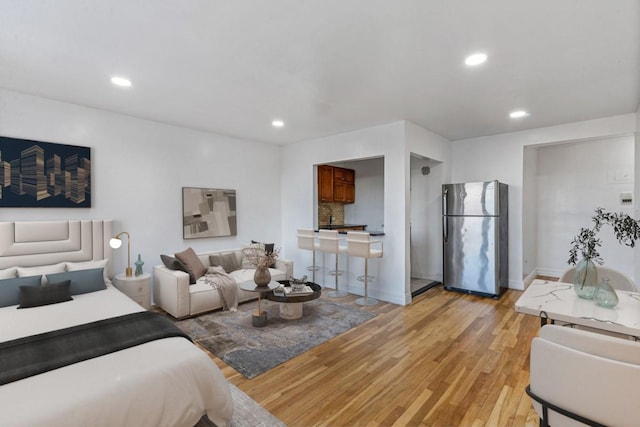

{"left": 253, "top": 265, "right": 271, "bottom": 287}
{"left": 242, "top": 245, "right": 279, "bottom": 288}
{"left": 239, "top": 281, "right": 279, "bottom": 327}
{"left": 267, "top": 279, "right": 321, "bottom": 320}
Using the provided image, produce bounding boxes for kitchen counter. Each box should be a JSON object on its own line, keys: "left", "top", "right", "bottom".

{"left": 318, "top": 223, "right": 366, "bottom": 230}
{"left": 316, "top": 224, "right": 384, "bottom": 236}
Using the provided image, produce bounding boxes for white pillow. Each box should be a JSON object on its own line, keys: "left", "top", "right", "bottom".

{"left": 66, "top": 259, "right": 110, "bottom": 283}
{"left": 0, "top": 267, "right": 17, "bottom": 279}
{"left": 17, "top": 263, "right": 66, "bottom": 285}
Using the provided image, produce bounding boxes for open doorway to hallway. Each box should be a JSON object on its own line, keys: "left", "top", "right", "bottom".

{"left": 410, "top": 153, "right": 443, "bottom": 298}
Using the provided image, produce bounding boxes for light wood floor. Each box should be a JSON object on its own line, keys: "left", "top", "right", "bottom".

{"left": 205, "top": 286, "right": 540, "bottom": 426}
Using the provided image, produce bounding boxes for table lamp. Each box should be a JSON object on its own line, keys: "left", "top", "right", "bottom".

{"left": 110, "top": 231, "right": 132, "bottom": 277}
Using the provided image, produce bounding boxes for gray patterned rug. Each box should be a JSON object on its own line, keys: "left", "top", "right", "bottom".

{"left": 175, "top": 298, "right": 376, "bottom": 379}
{"left": 195, "top": 383, "right": 285, "bottom": 427}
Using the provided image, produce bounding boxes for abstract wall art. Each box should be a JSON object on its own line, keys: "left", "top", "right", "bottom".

{"left": 0, "top": 136, "right": 91, "bottom": 208}
{"left": 182, "top": 187, "right": 237, "bottom": 239}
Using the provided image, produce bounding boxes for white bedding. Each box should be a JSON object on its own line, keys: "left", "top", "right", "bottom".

{"left": 0, "top": 285, "right": 233, "bottom": 427}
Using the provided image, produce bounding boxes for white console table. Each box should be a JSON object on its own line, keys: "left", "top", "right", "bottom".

{"left": 515, "top": 279, "right": 640, "bottom": 338}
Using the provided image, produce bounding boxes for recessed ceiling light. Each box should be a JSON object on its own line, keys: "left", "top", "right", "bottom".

{"left": 509, "top": 110, "right": 529, "bottom": 119}
{"left": 464, "top": 53, "right": 487, "bottom": 66}
{"left": 272, "top": 120, "right": 285, "bottom": 128}
{"left": 110, "top": 76, "right": 132, "bottom": 88}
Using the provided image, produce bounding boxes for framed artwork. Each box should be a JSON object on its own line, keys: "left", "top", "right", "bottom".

{"left": 0, "top": 136, "right": 91, "bottom": 208}
{"left": 182, "top": 187, "right": 237, "bottom": 239}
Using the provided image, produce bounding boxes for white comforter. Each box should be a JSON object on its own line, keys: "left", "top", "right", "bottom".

{"left": 0, "top": 285, "right": 233, "bottom": 427}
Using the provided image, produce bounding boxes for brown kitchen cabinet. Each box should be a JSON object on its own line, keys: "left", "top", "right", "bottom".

{"left": 318, "top": 165, "right": 334, "bottom": 202}
{"left": 318, "top": 165, "right": 355, "bottom": 203}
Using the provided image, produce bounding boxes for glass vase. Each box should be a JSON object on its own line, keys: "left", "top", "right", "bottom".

{"left": 594, "top": 278, "right": 619, "bottom": 308}
{"left": 573, "top": 258, "right": 598, "bottom": 299}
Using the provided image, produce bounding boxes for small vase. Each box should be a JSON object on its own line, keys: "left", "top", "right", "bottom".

{"left": 254, "top": 265, "right": 271, "bottom": 287}
{"left": 594, "top": 278, "right": 619, "bottom": 308}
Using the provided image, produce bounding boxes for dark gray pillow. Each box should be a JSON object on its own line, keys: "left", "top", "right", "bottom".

{"left": 175, "top": 247, "right": 206, "bottom": 284}
{"left": 45, "top": 268, "right": 106, "bottom": 296}
{"left": 160, "top": 254, "right": 189, "bottom": 273}
{"left": 18, "top": 280, "right": 72, "bottom": 309}
{"left": 0, "top": 275, "right": 42, "bottom": 308}
{"left": 209, "top": 252, "right": 241, "bottom": 273}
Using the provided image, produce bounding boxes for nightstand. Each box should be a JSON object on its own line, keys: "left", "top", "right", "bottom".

{"left": 113, "top": 273, "right": 151, "bottom": 309}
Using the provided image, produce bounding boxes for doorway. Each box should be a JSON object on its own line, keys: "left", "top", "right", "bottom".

{"left": 409, "top": 153, "right": 443, "bottom": 297}
{"left": 523, "top": 135, "right": 636, "bottom": 283}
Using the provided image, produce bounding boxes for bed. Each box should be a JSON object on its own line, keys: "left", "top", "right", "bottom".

{"left": 0, "top": 220, "right": 233, "bottom": 427}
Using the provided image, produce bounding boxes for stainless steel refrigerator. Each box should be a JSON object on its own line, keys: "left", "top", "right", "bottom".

{"left": 442, "top": 180, "right": 508, "bottom": 297}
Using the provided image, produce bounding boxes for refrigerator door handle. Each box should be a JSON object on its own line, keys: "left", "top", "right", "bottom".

{"left": 442, "top": 188, "right": 448, "bottom": 243}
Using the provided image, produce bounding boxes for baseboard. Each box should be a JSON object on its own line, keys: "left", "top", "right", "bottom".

{"left": 535, "top": 268, "right": 563, "bottom": 278}
{"left": 523, "top": 270, "right": 538, "bottom": 289}
{"left": 508, "top": 279, "right": 525, "bottom": 291}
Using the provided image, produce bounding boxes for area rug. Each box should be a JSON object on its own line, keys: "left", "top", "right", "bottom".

{"left": 195, "top": 383, "right": 285, "bottom": 427}
{"left": 174, "top": 298, "right": 376, "bottom": 379}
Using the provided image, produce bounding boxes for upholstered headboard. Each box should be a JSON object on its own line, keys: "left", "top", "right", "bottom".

{"left": 0, "top": 220, "right": 113, "bottom": 277}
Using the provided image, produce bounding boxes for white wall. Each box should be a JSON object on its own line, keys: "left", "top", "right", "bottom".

{"left": 0, "top": 88, "right": 283, "bottom": 283}
{"left": 341, "top": 157, "right": 384, "bottom": 230}
{"left": 522, "top": 146, "right": 538, "bottom": 281}
{"left": 281, "top": 122, "right": 406, "bottom": 304}
{"left": 281, "top": 120, "right": 451, "bottom": 305}
{"left": 452, "top": 114, "right": 637, "bottom": 289}
{"left": 535, "top": 136, "right": 635, "bottom": 279}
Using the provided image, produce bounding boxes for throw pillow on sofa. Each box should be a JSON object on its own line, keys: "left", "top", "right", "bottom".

{"left": 175, "top": 247, "right": 206, "bottom": 284}
{"left": 160, "top": 254, "right": 189, "bottom": 274}
{"left": 209, "top": 252, "right": 241, "bottom": 274}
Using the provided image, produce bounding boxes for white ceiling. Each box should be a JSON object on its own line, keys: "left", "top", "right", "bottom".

{"left": 1, "top": 0, "right": 639, "bottom": 144}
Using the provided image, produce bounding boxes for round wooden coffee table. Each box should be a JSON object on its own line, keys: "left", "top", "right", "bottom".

{"left": 266, "top": 281, "right": 322, "bottom": 319}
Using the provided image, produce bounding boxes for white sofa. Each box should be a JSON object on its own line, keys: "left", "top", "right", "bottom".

{"left": 529, "top": 324, "right": 640, "bottom": 426}
{"left": 153, "top": 248, "right": 293, "bottom": 318}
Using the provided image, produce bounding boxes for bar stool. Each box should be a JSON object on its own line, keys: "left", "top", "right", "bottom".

{"left": 346, "top": 231, "right": 383, "bottom": 306}
{"left": 318, "top": 229, "right": 348, "bottom": 297}
{"left": 296, "top": 228, "right": 319, "bottom": 283}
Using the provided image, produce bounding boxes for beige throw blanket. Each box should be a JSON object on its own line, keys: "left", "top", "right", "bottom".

{"left": 203, "top": 266, "right": 238, "bottom": 311}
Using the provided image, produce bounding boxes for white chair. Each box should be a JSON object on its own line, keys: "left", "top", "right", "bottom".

{"left": 296, "top": 228, "right": 319, "bottom": 283}
{"left": 559, "top": 265, "right": 637, "bottom": 292}
{"left": 318, "top": 229, "right": 348, "bottom": 297}
{"left": 346, "top": 231, "right": 383, "bottom": 306}
{"left": 528, "top": 324, "right": 640, "bottom": 427}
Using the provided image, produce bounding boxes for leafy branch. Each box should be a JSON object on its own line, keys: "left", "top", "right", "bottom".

{"left": 568, "top": 208, "right": 640, "bottom": 265}
{"left": 568, "top": 227, "right": 602, "bottom": 265}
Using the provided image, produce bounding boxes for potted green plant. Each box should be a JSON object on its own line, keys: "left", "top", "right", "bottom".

{"left": 568, "top": 208, "right": 640, "bottom": 299}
